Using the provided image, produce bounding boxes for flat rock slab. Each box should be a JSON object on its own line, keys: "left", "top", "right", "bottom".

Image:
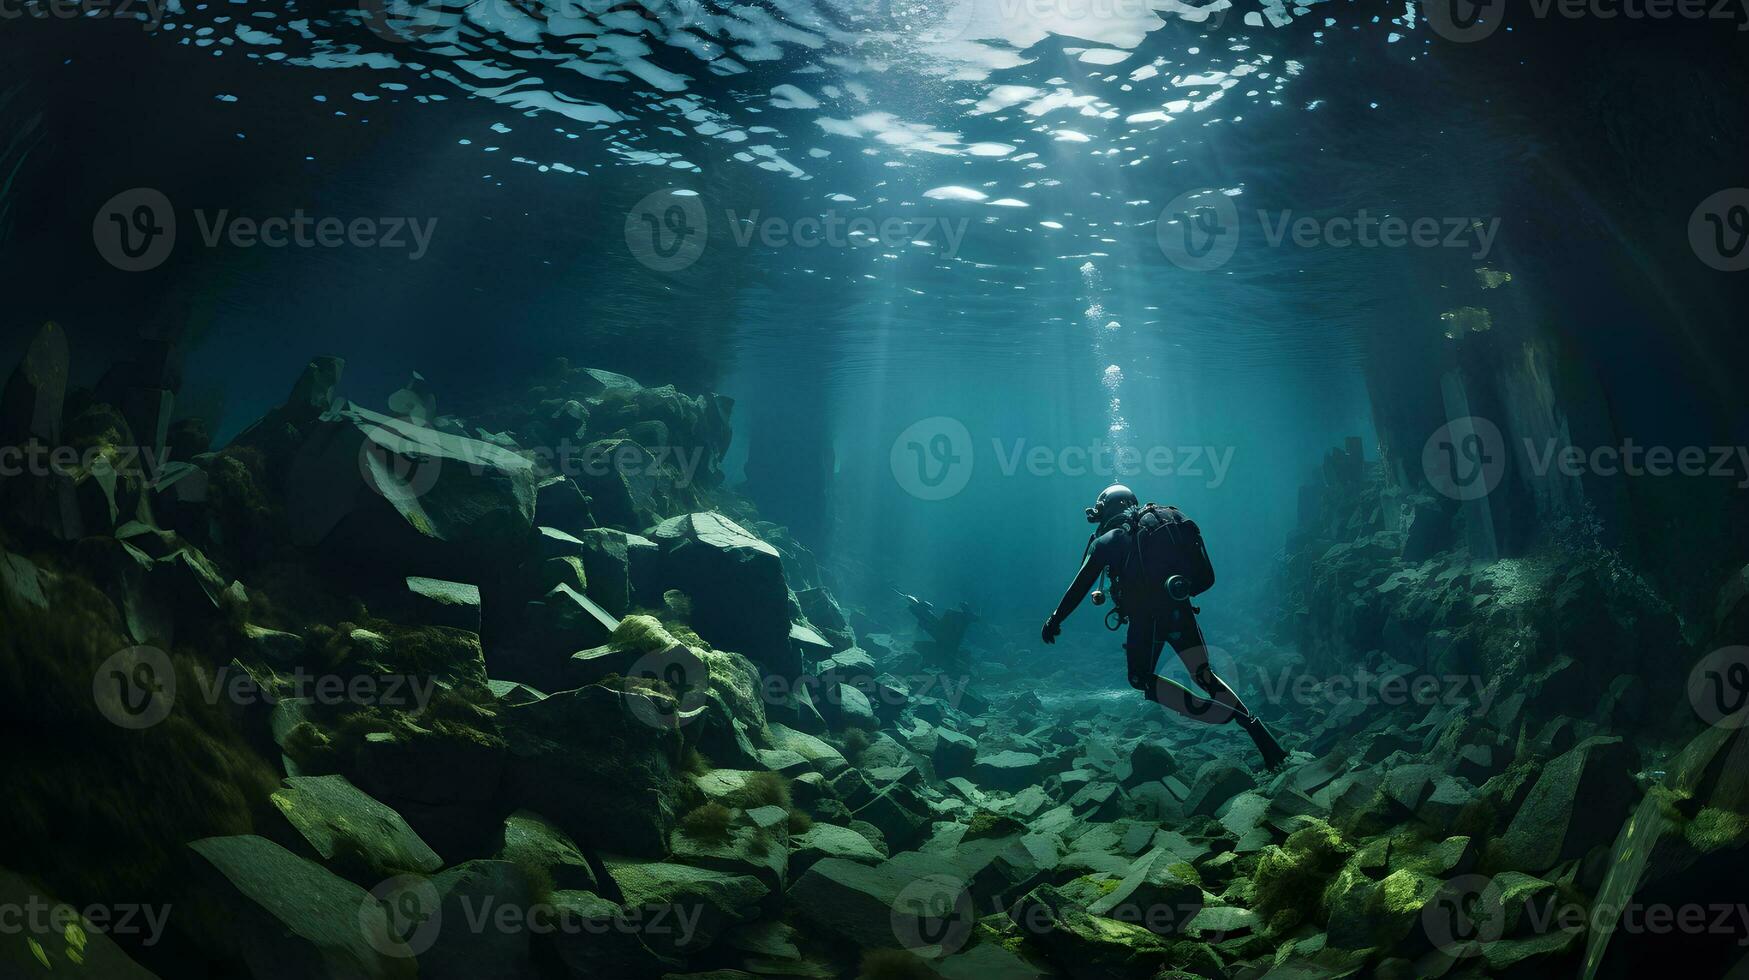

{"left": 188, "top": 835, "right": 415, "bottom": 978}
{"left": 270, "top": 774, "right": 442, "bottom": 876}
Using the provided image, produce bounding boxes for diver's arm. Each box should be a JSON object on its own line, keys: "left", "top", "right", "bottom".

{"left": 1041, "top": 557, "right": 1102, "bottom": 643}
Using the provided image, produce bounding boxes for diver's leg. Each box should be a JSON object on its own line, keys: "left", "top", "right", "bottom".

{"left": 1129, "top": 612, "right": 1234, "bottom": 724}
{"left": 1167, "top": 608, "right": 1288, "bottom": 768}
{"left": 1163, "top": 608, "right": 1252, "bottom": 720}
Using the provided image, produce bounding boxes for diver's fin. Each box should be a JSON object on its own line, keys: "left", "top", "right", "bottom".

{"left": 1238, "top": 714, "right": 1289, "bottom": 771}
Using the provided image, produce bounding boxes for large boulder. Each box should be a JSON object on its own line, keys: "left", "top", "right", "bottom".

{"left": 502, "top": 684, "right": 684, "bottom": 856}
{"left": 187, "top": 835, "right": 415, "bottom": 979}
{"left": 973, "top": 750, "right": 1043, "bottom": 792}
{"left": 1008, "top": 883, "right": 1171, "bottom": 980}
{"left": 277, "top": 402, "right": 537, "bottom": 580}
{"left": 1581, "top": 723, "right": 1749, "bottom": 979}
{"left": 1087, "top": 849, "right": 1204, "bottom": 937}
{"left": 602, "top": 858, "right": 768, "bottom": 964}
{"left": 1494, "top": 736, "right": 1637, "bottom": 873}
{"left": 646, "top": 512, "right": 794, "bottom": 675}
{"left": 788, "top": 854, "right": 969, "bottom": 951}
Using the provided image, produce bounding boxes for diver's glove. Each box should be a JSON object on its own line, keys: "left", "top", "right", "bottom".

{"left": 1041, "top": 617, "right": 1062, "bottom": 644}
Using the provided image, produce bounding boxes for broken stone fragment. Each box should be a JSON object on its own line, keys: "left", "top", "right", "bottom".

{"left": 404, "top": 576, "right": 481, "bottom": 633}
{"left": 270, "top": 774, "right": 443, "bottom": 880}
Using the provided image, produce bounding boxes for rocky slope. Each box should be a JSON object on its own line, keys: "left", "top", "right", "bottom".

{"left": 2, "top": 328, "right": 1748, "bottom": 979}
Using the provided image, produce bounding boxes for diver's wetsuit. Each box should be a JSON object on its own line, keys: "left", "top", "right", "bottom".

{"left": 1044, "top": 515, "right": 1286, "bottom": 768}
{"left": 1086, "top": 524, "right": 1251, "bottom": 725}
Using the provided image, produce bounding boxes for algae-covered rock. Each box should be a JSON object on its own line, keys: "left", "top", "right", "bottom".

{"left": 494, "top": 809, "right": 599, "bottom": 893}
{"left": 791, "top": 822, "right": 886, "bottom": 875}
{"left": 1325, "top": 868, "right": 1441, "bottom": 952}
{"left": 603, "top": 858, "right": 768, "bottom": 963}
{"left": 1085, "top": 848, "right": 1203, "bottom": 937}
{"left": 270, "top": 774, "right": 442, "bottom": 879}
{"left": 1494, "top": 735, "right": 1636, "bottom": 872}
{"left": 0, "top": 868, "right": 158, "bottom": 979}
{"left": 503, "top": 683, "right": 683, "bottom": 856}
{"left": 1008, "top": 882, "right": 1170, "bottom": 980}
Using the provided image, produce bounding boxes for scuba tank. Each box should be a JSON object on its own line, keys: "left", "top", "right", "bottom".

{"left": 1085, "top": 502, "right": 1216, "bottom": 630}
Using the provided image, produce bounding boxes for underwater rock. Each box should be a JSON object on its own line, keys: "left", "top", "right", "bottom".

{"left": 187, "top": 834, "right": 415, "bottom": 978}
{"left": 503, "top": 683, "right": 683, "bottom": 857}
{"left": 1008, "top": 882, "right": 1171, "bottom": 980}
{"left": 765, "top": 723, "right": 849, "bottom": 777}
{"left": 973, "top": 750, "right": 1044, "bottom": 792}
{"left": 790, "top": 823, "right": 885, "bottom": 875}
{"left": 648, "top": 512, "right": 795, "bottom": 676}
{"left": 418, "top": 860, "right": 542, "bottom": 980}
{"left": 1494, "top": 735, "right": 1636, "bottom": 873}
{"left": 0, "top": 868, "right": 158, "bottom": 978}
{"left": 544, "top": 889, "right": 668, "bottom": 976}
{"left": 603, "top": 858, "right": 768, "bottom": 964}
{"left": 533, "top": 475, "right": 595, "bottom": 535}
{"left": 281, "top": 403, "right": 537, "bottom": 580}
{"left": 670, "top": 818, "right": 788, "bottom": 894}
{"left": 1185, "top": 762, "right": 1256, "bottom": 817}
{"left": 795, "top": 586, "right": 854, "bottom": 652}
{"left": 493, "top": 809, "right": 600, "bottom": 894}
{"left": 269, "top": 774, "right": 443, "bottom": 879}
{"left": 932, "top": 727, "right": 979, "bottom": 778}
{"left": 1581, "top": 722, "right": 1749, "bottom": 979}
{"left": 1325, "top": 867, "right": 1441, "bottom": 952}
{"left": 569, "top": 527, "right": 638, "bottom": 615}
{"left": 853, "top": 784, "right": 931, "bottom": 850}
{"left": 404, "top": 576, "right": 481, "bottom": 633}
{"left": 788, "top": 854, "right": 964, "bottom": 950}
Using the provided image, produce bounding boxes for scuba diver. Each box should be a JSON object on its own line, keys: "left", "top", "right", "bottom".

{"left": 1041, "top": 485, "right": 1288, "bottom": 770}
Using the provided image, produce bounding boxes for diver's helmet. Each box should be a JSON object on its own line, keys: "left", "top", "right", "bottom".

{"left": 1086, "top": 484, "right": 1139, "bottom": 527}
